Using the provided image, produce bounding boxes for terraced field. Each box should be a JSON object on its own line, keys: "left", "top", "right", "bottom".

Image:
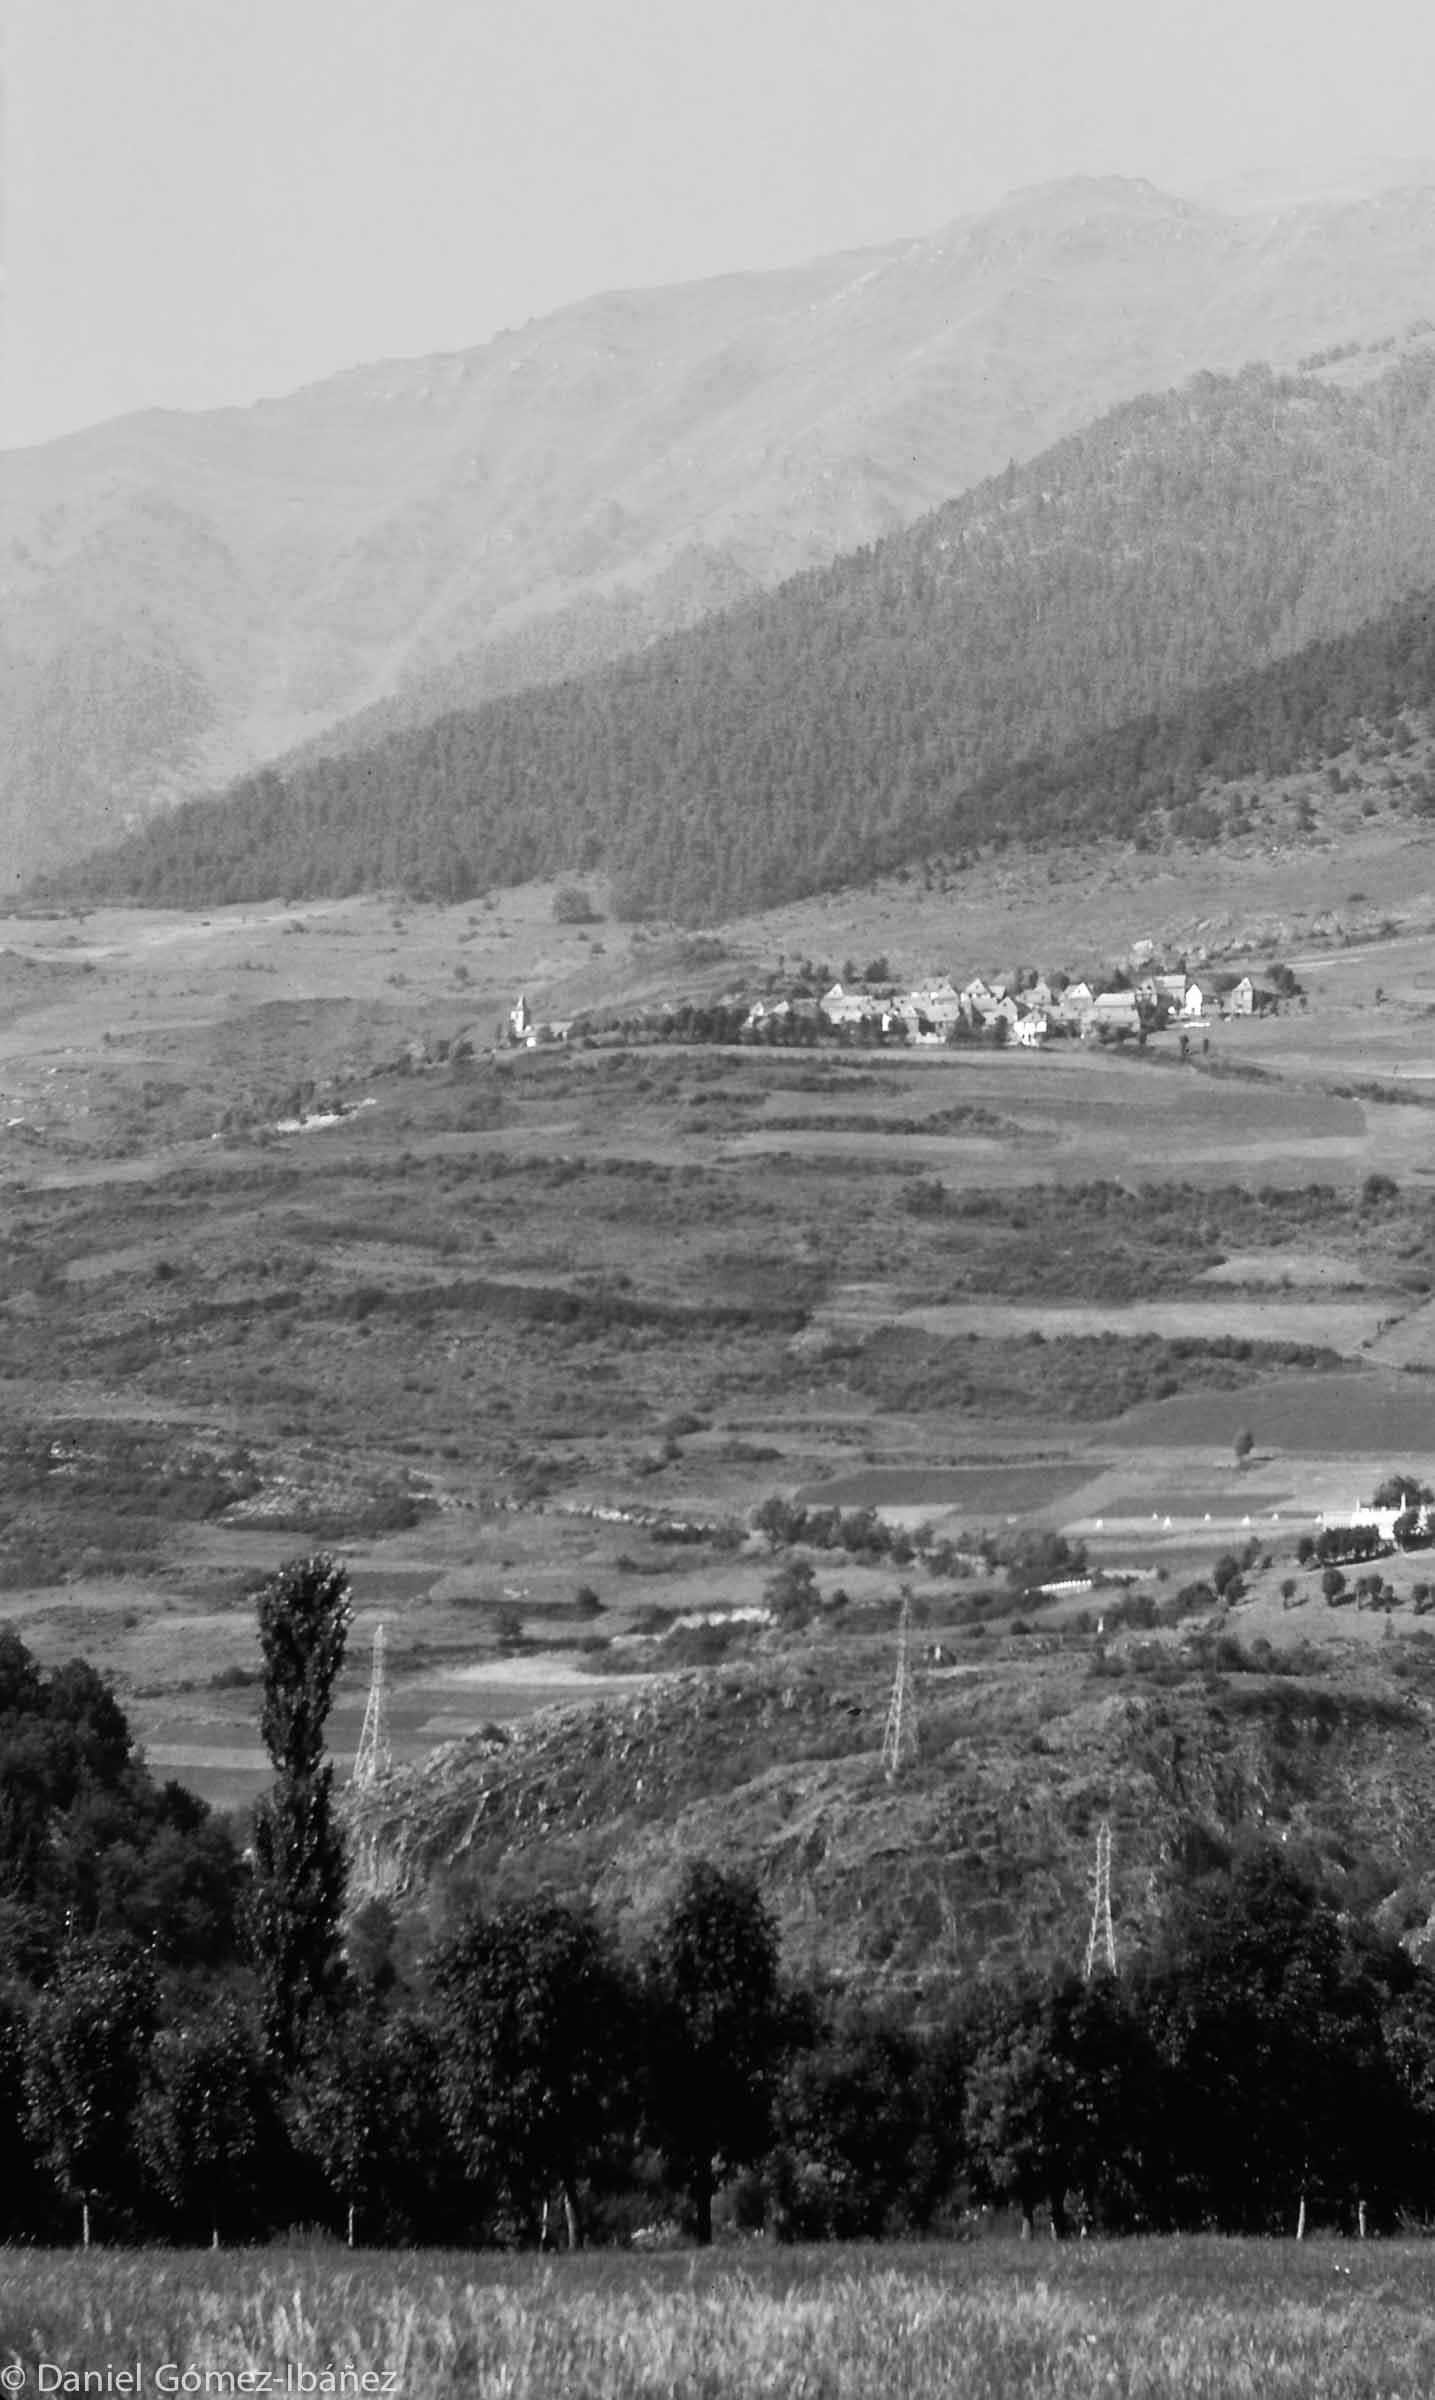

{"left": 7, "top": 880, "right": 1435, "bottom": 1806}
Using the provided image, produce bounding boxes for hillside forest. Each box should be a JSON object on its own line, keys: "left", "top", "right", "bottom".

{"left": 37, "top": 357, "right": 1435, "bottom": 922}
{"left": 11, "top": 1555, "right": 1435, "bottom": 2251}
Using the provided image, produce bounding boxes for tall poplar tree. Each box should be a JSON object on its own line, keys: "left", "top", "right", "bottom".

{"left": 244, "top": 1553, "right": 352, "bottom": 2067}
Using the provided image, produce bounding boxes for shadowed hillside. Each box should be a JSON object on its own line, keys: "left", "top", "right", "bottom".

{"left": 14, "top": 174, "right": 1435, "bottom": 883}
{"left": 41, "top": 355, "right": 1435, "bottom": 919}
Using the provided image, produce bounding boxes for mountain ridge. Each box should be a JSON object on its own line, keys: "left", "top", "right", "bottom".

{"left": 14, "top": 174, "right": 1435, "bottom": 883}
{"left": 39, "top": 354, "right": 1435, "bottom": 921}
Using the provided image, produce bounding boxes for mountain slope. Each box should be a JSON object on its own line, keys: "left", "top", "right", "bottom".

{"left": 13, "top": 174, "right": 1435, "bottom": 884}
{"left": 43, "top": 355, "right": 1435, "bottom": 920}
{"left": 353, "top": 1643, "right": 1435, "bottom": 2001}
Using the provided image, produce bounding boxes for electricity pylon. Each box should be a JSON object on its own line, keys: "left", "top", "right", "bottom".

{"left": 352, "top": 1623, "right": 391, "bottom": 1789}
{"left": 881, "top": 1587, "right": 919, "bottom": 1780}
{"left": 1084, "top": 1818, "right": 1117, "bottom": 1980}
{"left": 347, "top": 1624, "right": 395, "bottom": 1904}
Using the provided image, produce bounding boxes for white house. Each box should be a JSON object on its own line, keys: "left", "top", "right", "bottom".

{"left": 1012, "top": 1009, "right": 1049, "bottom": 1047}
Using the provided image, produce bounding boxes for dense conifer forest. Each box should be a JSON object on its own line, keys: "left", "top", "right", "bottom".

{"left": 36, "top": 357, "right": 1435, "bottom": 921}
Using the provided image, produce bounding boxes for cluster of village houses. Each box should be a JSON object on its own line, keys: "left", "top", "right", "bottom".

{"left": 506, "top": 957, "right": 1279, "bottom": 1051}
{"left": 744, "top": 962, "right": 1276, "bottom": 1048}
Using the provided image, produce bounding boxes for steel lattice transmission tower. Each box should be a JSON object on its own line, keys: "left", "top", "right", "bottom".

{"left": 1084, "top": 1818, "right": 1117, "bottom": 1980}
{"left": 353, "top": 1623, "right": 391, "bottom": 1789}
{"left": 346, "top": 1624, "right": 398, "bottom": 1905}
{"left": 881, "top": 1588, "right": 919, "bottom": 1780}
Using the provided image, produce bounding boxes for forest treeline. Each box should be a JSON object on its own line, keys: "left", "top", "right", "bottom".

{"left": 34, "top": 356, "right": 1435, "bottom": 922}
{"left": 10, "top": 1562, "right": 1435, "bottom": 2249}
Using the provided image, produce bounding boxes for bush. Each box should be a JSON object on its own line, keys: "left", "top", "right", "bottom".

{"left": 553, "top": 884, "right": 601, "bottom": 923}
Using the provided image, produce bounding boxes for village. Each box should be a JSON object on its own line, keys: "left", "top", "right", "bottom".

{"left": 506, "top": 947, "right": 1297, "bottom": 1051}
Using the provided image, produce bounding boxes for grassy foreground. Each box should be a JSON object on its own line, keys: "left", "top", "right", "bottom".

{"left": 2, "top": 2240, "right": 1433, "bottom": 2399}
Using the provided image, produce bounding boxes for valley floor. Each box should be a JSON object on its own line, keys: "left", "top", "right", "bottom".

{"left": 3, "top": 861, "right": 1435, "bottom": 1851}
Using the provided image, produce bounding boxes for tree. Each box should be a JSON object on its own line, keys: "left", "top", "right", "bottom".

{"left": 1140, "top": 1847, "right": 1404, "bottom": 2233}
{"left": 753, "top": 1494, "right": 799, "bottom": 1552}
{"left": 763, "top": 1557, "right": 820, "bottom": 1630}
{"left": 0, "top": 1985, "right": 51, "bottom": 2239}
{"left": 431, "top": 1897, "right": 635, "bottom": 2247}
{"left": 961, "top": 1972, "right": 1156, "bottom": 2237}
{"left": 243, "top": 1554, "right": 352, "bottom": 2068}
{"left": 645, "top": 1860, "right": 789, "bottom": 2243}
{"left": 289, "top": 2002, "right": 445, "bottom": 2246}
{"left": 769, "top": 2006, "right": 928, "bottom": 2239}
{"left": 0, "top": 1631, "right": 240, "bottom": 1978}
{"left": 1322, "top": 1566, "right": 1347, "bottom": 1601}
{"left": 1373, "top": 1473, "right": 1434, "bottom": 1509}
{"left": 24, "top": 1943, "right": 158, "bottom": 2244}
{"left": 139, "top": 1999, "right": 270, "bottom": 2245}
{"left": 1233, "top": 1428, "right": 1255, "bottom": 1468}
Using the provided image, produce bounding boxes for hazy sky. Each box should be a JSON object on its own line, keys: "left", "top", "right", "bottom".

{"left": 6, "top": 0, "right": 1435, "bottom": 449}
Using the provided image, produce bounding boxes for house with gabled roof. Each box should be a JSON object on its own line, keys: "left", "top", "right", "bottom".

{"left": 820, "top": 981, "right": 884, "bottom": 1026}
{"left": 1088, "top": 990, "right": 1142, "bottom": 1035}
{"left": 904, "top": 976, "right": 964, "bottom": 1028}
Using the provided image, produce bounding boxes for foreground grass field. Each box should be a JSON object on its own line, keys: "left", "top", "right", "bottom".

{"left": 3, "top": 2241, "right": 1433, "bottom": 2399}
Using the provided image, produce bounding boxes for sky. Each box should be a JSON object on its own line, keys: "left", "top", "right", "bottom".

{"left": 6, "top": 0, "right": 1435, "bottom": 449}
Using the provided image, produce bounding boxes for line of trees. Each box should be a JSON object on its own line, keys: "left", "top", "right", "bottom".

{"left": 10, "top": 1834, "right": 1435, "bottom": 2248}
{"left": 11, "top": 1557, "right": 1435, "bottom": 2246}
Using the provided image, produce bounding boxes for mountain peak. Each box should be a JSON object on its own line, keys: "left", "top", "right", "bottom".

{"left": 996, "top": 172, "right": 1198, "bottom": 219}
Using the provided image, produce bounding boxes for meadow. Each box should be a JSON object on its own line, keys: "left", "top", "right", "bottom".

{"left": 2, "top": 2240, "right": 1432, "bottom": 2399}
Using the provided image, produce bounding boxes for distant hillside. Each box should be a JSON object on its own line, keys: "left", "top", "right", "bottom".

{"left": 13, "top": 173, "right": 1435, "bottom": 885}
{"left": 354, "top": 1640, "right": 1435, "bottom": 2002}
{"left": 40, "top": 356, "right": 1435, "bottom": 920}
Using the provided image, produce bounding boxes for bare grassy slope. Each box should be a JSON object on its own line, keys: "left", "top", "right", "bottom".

{"left": 13, "top": 174, "right": 1435, "bottom": 882}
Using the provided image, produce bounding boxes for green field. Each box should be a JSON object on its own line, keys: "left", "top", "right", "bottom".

{"left": 1, "top": 2240, "right": 1430, "bottom": 2399}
